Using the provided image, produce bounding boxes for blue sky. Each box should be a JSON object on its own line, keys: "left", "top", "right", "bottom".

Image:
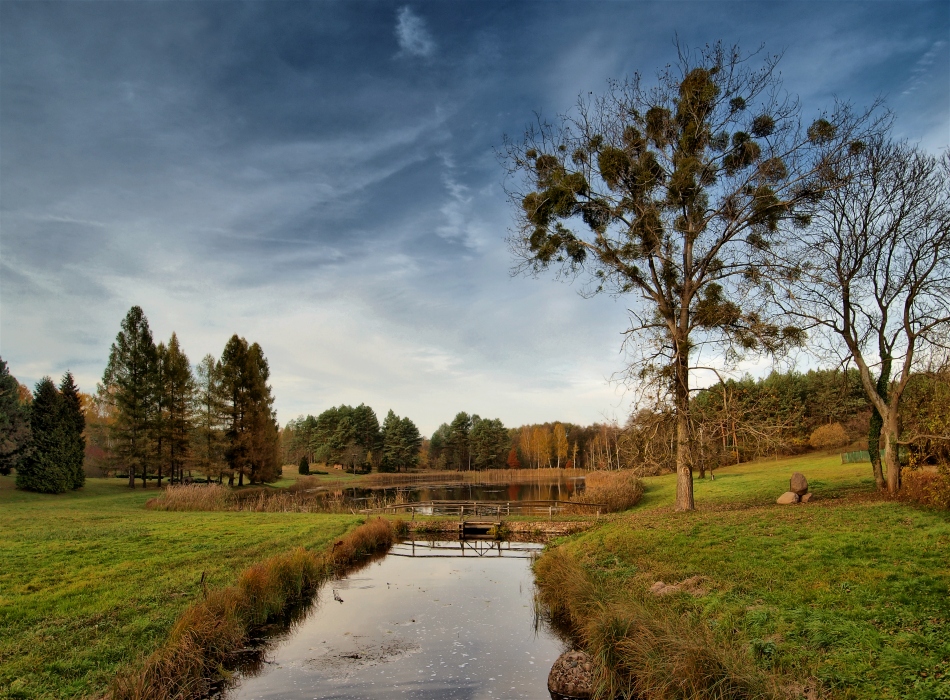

{"left": 1, "top": 1, "right": 947, "bottom": 434}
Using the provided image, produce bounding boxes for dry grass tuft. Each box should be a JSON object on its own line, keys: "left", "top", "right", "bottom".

{"left": 110, "top": 518, "right": 399, "bottom": 700}
{"left": 534, "top": 546, "right": 779, "bottom": 700}
{"left": 569, "top": 470, "right": 644, "bottom": 513}
{"left": 145, "top": 484, "right": 230, "bottom": 511}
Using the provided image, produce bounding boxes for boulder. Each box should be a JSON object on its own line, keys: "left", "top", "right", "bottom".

{"left": 800, "top": 492, "right": 814, "bottom": 504}
{"left": 790, "top": 472, "right": 809, "bottom": 495}
{"left": 548, "top": 650, "right": 594, "bottom": 699}
{"left": 776, "top": 491, "right": 800, "bottom": 505}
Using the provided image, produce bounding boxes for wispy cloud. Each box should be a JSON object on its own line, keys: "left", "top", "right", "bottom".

{"left": 395, "top": 6, "right": 435, "bottom": 58}
{"left": 902, "top": 40, "right": 947, "bottom": 96}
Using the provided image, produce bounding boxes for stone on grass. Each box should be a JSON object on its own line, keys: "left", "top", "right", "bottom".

{"left": 548, "top": 650, "right": 594, "bottom": 699}
{"left": 790, "top": 472, "right": 809, "bottom": 495}
{"left": 776, "top": 491, "right": 800, "bottom": 505}
{"left": 800, "top": 492, "right": 813, "bottom": 503}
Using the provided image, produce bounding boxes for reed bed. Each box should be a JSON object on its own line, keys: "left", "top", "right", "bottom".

{"left": 569, "top": 470, "right": 644, "bottom": 513}
{"left": 533, "top": 547, "right": 779, "bottom": 700}
{"left": 110, "top": 518, "right": 398, "bottom": 700}
{"left": 146, "top": 483, "right": 409, "bottom": 514}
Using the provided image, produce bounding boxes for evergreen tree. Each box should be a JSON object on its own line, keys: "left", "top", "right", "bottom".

{"left": 58, "top": 372, "right": 86, "bottom": 489}
{"left": 446, "top": 412, "right": 472, "bottom": 471}
{"left": 16, "top": 378, "right": 72, "bottom": 493}
{"left": 298, "top": 455, "right": 309, "bottom": 475}
{"left": 0, "top": 357, "right": 31, "bottom": 476}
{"left": 163, "top": 333, "right": 195, "bottom": 485}
{"left": 102, "top": 306, "right": 158, "bottom": 488}
{"left": 381, "top": 410, "right": 422, "bottom": 472}
{"left": 470, "top": 417, "right": 509, "bottom": 470}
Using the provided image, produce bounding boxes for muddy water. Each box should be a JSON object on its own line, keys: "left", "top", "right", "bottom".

{"left": 226, "top": 540, "right": 565, "bottom": 700}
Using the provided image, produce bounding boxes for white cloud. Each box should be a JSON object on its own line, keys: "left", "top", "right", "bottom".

{"left": 395, "top": 6, "right": 435, "bottom": 58}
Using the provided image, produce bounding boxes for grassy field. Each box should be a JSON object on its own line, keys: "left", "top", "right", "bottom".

{"left": 0, "top": 476, "right": 359, "bottom": 700}
{"left": 540, "top": 454, "right": 950, "bottom": 699}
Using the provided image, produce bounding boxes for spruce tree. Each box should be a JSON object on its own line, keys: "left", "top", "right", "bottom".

{"left": 0, "top": 357, "right": 31, "bottom": 476}
{"left": 16, "top": 378, "right": 72, "bottom": 493}
{"left": 194, "top": 354, "right": 225, "bottom": 482}
{"left": 59, "top": 372, "right": 86, "bottom": 489}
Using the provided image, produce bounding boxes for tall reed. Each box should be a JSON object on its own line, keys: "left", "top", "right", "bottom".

{"left": 110, "top": 518, "right": 397, "bottom": 700}
{"left": 569, "top": 470, "right": 644, "bottom": 513}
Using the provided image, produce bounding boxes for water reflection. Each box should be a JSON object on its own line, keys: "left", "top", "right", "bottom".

{"left": 345, "top": 479, "right": 583, "bottom": 505}
{"left": 225, "top": 541, "right": 565, "bottom": 700}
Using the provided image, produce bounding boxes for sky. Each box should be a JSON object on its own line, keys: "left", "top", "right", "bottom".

{"left": 1, "top": 1, "right": 948, "bottom": 435}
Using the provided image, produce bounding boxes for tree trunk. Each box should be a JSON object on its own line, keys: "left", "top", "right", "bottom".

{"left": 884, "top": 408, "right": 901, "bottom": 495}
{"left": 674, "top": 345, "right": 694, "bottom": 511}
{"left": 868, "top": 356, "right": 891, "bottom": 490}
{"left": 128, "top": 458, "right": 135, "bottom": 489}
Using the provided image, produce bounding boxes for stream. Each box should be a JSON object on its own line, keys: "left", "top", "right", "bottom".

{"left": 223, "top": 540, "right": 566, "bottom": 700}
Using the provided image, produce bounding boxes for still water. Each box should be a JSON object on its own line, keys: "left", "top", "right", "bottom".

{"left": 226, "top": 540, "right": 565, "bottom": 700}
{"left": 344, "top": 479, "right": 584, "bottom": 504}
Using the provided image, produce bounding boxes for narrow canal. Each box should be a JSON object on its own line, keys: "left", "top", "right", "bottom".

{"left": 225, "top": 540, "right": 565, "bottom": 700}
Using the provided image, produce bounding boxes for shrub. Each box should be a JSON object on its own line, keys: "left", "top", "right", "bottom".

{"left": 899, "top": 467, "right": 950, "bottom": 510}
{"left": 809, "top": 422, "right": 850, "bottom": 451}
{"left": 570, "top": 470, "right": 644, "bottom": 512}
{"left": 298, "top": 456, "right": 309, "bottom": 475}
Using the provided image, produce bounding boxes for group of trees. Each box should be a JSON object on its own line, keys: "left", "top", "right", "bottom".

{"left": 504, "top": 40, "right": 948, "bottom": 508}
{"left": 0, "top": 359, "right": 85, "bottom": 493}
{"left": 427, "top": 413, "right": 511, "bottom": 471}
{"left": 282, "top": 405, "right": 422, "bottom": 473}
{"left": 98, "top": 306, "right": 281, "bottom": 487}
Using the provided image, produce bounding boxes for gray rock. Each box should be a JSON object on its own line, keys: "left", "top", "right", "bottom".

{"left": 548, "top": 650, "right": 594, "bottom": 699}
{"left": 790, "top": 472, "right": 809, "bottom": 495}
{"left": 776, "top": 491, "right": 800, "bottom": 504}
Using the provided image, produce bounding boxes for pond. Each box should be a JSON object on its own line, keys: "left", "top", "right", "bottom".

{"left": 344, "top": 478, "right": 585, "bottom": 505}
{"left": 224, "top": 540, "right": 566, "bottom": 700}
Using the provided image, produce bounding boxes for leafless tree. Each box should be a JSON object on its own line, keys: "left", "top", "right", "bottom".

{"left": 773, "top": 138, "right": 950, "bottom": 493}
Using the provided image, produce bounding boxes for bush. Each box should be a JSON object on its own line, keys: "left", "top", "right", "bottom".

{"left": 900, "top": 467, "right": 950, "bottom": 510}
{"left": 298, "top": 456, "right": 309, "bottom": 475}
{"left": 570, "top": 470, "right": 644, "bottom": 512}
{"left": 809, "top": 422, "right": 850, "bottom": 451}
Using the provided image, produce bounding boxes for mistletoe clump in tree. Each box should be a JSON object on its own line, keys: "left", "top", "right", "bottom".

{"left": 502, "top": 41, "right": 875, "bottom": 510}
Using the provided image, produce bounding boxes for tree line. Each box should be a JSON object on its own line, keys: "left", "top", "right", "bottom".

{"left": 95, "top": 306, "right": 281, "bottom": 487}
{"left": 0, "top": 358, "right": 85, "bottom": 493}
{"left": 283, "top": 405, "right": 423, "bottom": 473}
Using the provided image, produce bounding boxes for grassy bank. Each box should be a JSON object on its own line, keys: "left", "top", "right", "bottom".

{"left": 0, "top": 476, "right": 360, "bottom": 700}
{"left": 535, "top": 455, "right": 950, "bottom": 699}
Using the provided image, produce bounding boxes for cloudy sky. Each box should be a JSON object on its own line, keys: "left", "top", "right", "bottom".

{"left": 1, "top": 1, "right": 947, "bottom": 434}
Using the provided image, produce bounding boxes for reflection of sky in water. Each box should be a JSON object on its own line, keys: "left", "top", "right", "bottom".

{"left": 227, "top": 541, "right": 565, "bottom": 700}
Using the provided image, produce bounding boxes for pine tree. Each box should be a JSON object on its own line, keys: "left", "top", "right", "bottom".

{"left": 298, "top": 455, "right": 309, "bottom": 475}
{"left": 0, "top": 357, "right": 31, "bottom": 476}
{"left": 58, "top": 372, "right": 86, "bottom": 489}
{"left": 16, "top": 378, "right": 72, "bottom": 493}
{"left": 102, "top": 306, "right": 158, "bottom": 488}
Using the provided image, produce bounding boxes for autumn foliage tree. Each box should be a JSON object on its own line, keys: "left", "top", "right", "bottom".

{"left": 504, "top": 41, "right": 875, "bottom": 509}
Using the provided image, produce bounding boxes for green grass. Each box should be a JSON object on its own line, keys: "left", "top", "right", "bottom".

{"left": 0, "top": 476, "right": 359, "bottom": 700}
{"left": 543, "top": 454, "right": 950, "bottom": 699}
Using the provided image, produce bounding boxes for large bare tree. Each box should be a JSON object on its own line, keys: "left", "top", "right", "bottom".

{"left": 502, "top": 41, "right": 876, "bottom": 510}
{"left": 775, "top": 138, "right": 950, "bottom": 493}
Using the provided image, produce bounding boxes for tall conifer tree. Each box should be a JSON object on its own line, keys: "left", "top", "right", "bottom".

{"left": 0, "top": 357, "right": 31, "bottom": 476}
{"left": 102, "top": 306, "right": 158, "bottom": 488}
{"left": 59, "top": 372, "right": 86, "bottom": 489}
{"left": 16, "top": 378, "right": 72, "bottom": 493}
